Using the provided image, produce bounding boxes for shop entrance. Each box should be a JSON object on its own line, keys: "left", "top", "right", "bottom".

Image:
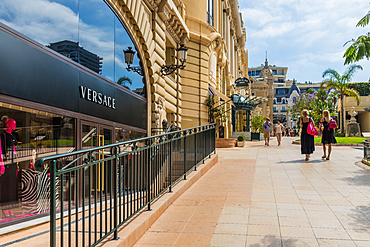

{"left": 81, "top": 121, "right": 113, "bottom": 149}
{"left": 80, "top": 121, "right": 114, "bottom": 193}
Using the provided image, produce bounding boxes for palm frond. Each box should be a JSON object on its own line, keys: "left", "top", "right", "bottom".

{"left": 343, "top": 39, "right": 356, "bottom": 47}
{"left": 356, "top": 11, "right": 370, "bottom": 27}
{"left": 344, "top": 88, "right": 361, "bottom": 105}
{"left": 321, "top": 79, "right": 342, "bottom": 91}
{"left": 343, "top": 64, "right": 363, "bottom": 82}
{"left": 322, "top": 68, "right": 341, "bottom": 81}
{"left": 343, "top": 35, "right": 370, "bottom": 65}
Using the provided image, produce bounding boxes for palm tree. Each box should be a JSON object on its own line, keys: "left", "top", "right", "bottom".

{"left": 343, "top": 8, "right": 370, "bottom": 64}
{"left": 321, "top": 65, "right": 362, "bottom": 133}
{"left": 116, "top": 76, "right": 132, "bottom": 87}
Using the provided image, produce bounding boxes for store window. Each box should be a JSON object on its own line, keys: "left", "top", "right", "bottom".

{"left": 0, "top": 102, "right": 76, "bottom": 225}
{"left": 0, "top": 0, "right": 145, "bottom": 95}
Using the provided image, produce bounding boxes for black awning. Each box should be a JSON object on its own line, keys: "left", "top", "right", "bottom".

{"left": 231, "top": 94, "right": 267, "bottom": 111}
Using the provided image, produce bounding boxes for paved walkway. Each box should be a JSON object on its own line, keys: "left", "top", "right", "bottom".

{"left": 135, "top": 137, "right": 370, "bottom": 247}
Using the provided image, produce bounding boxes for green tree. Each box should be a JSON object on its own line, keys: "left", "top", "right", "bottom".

{"left": 310, "top": 89, "right": 338, "bottom": 125}
{"left": 321, "top": 65, "right": 362, "bottom": 133}
{"left": 250, "top": 115, "right": 264, "bottom": 132}
{"left": 287, "top": 92, "right": 315, "bottom": 123}
{"left": 205, "top": 96, "right": 226, "bottom": 123}
{"left": 117, "top": 76, "right": 132, "bottom": 87}
{"left": 343, "top": 6, "right": 370, "bottom": 64}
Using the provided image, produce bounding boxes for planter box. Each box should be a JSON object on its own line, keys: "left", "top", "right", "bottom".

{"left": 251, "top": 132, "right": 260, "bottom": 141}
{"left": 216, "top": 138, "right": 236, "bottom": 148}
{"left": 236, "top": 141, "right": 245, "bottom": 147}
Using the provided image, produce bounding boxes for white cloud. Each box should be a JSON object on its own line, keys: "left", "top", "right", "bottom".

{"left": 0, "top": 0, "right": 143, "bottom": 86}
{"left": 241, "top": 0, "right": 370, "bottom": 82}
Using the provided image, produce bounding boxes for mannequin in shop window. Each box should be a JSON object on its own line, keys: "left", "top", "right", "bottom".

{"left": 0, "top": 118, "right": 19, "bottom": 218}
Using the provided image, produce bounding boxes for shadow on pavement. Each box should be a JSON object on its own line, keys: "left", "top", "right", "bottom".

{"left": 277, "top": 159, "right": 326, "bottom": 164}
{"left": 248, "top": 235, "right": 298, "bottom": 247}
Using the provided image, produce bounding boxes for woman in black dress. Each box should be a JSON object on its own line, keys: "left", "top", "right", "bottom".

{"left": 300, "top": 109, "right": 315, "bottom": 161}
{"left": 320, "top": 110, "right": 337, "bottom": 160}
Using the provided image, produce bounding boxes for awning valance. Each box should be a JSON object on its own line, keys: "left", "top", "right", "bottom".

{"left": 208, "top": 84, "right": 235, "bottom": 107}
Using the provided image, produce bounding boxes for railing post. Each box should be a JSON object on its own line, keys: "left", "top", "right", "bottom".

{"left": 50, "top": 160, "right": 57, "bottom": 247}
{"left": 113, "top": 147, "right": 119, "bottom": 240}
{"left": 183, "top": 130, "right": 187, "bottom": 180}
{"left": 147, "top": 139, "right": 152, "bottom": 211}
{"left": 209, "top": 127, "right": 212, "bottom": 159}
{"left": 194, "top": 128, "right": 197, "bottom": 171}
{"left": 169, "top": 138, "right": 172, "bottom": 192}
{"left": 203, "top": 127, "right": 206, "bottom": 164}
{"left": 213, "top": 124, "right": 216, "bottom": 154}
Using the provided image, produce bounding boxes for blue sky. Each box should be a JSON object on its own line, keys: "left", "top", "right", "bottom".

{"left": 240, "top": 0, "right": 370, "bottom": 83}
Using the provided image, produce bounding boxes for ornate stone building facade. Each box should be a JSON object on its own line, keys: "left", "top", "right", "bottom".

{"left": 109, "top": 0, "right": 247, "bottom": 137}
{"left": 250, "top": 59, "right": 274, "bottom": 121}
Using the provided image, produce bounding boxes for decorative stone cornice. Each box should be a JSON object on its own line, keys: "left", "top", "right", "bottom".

{"left": 143, "top": 0, "right": 161, "bottom": 11}
{"left": 158, "top": 0, "right": 189, "bottom": 44}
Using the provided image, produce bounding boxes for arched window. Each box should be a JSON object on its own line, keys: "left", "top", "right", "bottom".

{"left": 209, "top": 52, "right": 217, "bottom": 83}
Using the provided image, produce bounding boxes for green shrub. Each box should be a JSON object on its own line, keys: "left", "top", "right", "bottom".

{"left": 237, "top": 135, "right": 246, "bottom": 141}
{"left": 251, "top": 115, "right": 265, "bottom": 132}
{"left": 335, "top": 133, "right": 345, "bottom": 137}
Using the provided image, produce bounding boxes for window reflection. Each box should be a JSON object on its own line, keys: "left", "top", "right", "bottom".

{"left": 0, "top": 102, "right": 76, "bottom": 223}
{"left": 0, "top": 0, "right": 145, "bottom": 95}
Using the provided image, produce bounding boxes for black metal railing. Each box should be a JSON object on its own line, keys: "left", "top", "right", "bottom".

{"left": 364, "top": 139, "right": 370, "bottom": 160}
{"left": 150, "top": 124, "right": 180, "bottom": 136}
{"left": 35, "top": 123, "right": 216, "bottom": 247}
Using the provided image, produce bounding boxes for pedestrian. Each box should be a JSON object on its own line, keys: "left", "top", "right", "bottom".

{"left": 274, "top": 119, "right": 284, "bottom": 146}
{"left": 300, "top": 109, "right": 315, "bottom": 161}
{"left": 262, "top": 117, "right": 272, "bottom": 146}
{"left": 320, "top": 110, "right": 337, "bottom": 160}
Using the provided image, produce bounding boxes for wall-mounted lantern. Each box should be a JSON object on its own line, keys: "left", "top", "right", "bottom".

{"left": 160, "top": 45, "right": 188, "bottom": 76}
{"left": 123, "top": 47, "right": 143, "bottom": 76}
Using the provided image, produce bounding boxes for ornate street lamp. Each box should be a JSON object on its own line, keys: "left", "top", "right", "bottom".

{"left": 123, "top": 47, "right": 143, "bottom": 76}
{"left": 160, "top": 45, "right": 188, "bottom": 76}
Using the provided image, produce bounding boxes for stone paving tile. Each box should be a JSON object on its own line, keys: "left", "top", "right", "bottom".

{"left": 3, "top": 137, "right": 368, "bottom": 247}
{"left": 246, "top": 235, "right": 282, "bottom": 247}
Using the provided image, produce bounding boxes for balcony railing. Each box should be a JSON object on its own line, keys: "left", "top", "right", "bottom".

{"left": 36, "top": 123, "right": 216, "bottom": 247}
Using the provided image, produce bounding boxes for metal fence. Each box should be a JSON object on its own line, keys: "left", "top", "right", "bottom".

{"left": 364, "top": 139, "right": 370, "bottom": 160}
{"left": 35, "top": 123, "right": 216, "bottom": 247}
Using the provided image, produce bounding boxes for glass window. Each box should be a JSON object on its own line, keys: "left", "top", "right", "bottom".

{"left": 207, "top": 0, "right": 214, "bottom": 26}
{"left": 0, "top": 102, "right": 76, "bottom": 225}
{"left": 0, "top": 0, "right": 145, "bottom": 94}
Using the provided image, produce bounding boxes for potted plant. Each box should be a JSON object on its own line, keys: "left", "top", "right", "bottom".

{"left": 251, "top": 115, "right": 264, "bottom": 141}
{"left": 237, "top": 135, "right": 246, "bottom": 147}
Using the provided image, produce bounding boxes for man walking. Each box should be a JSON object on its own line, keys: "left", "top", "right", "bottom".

{"left": 262, "top": 117, "right": 272, "bottom": 146}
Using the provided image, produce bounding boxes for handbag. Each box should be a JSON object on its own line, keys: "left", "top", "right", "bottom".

{"left": 328, "top": 119, "right": 337, "bottom": 130}
{"left": 307, "top": 119, "right": 318, "bottom": 136}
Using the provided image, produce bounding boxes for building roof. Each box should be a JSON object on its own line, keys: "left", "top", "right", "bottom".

{"left": 288, "top": 80, "right": 300, "bottom": 97}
